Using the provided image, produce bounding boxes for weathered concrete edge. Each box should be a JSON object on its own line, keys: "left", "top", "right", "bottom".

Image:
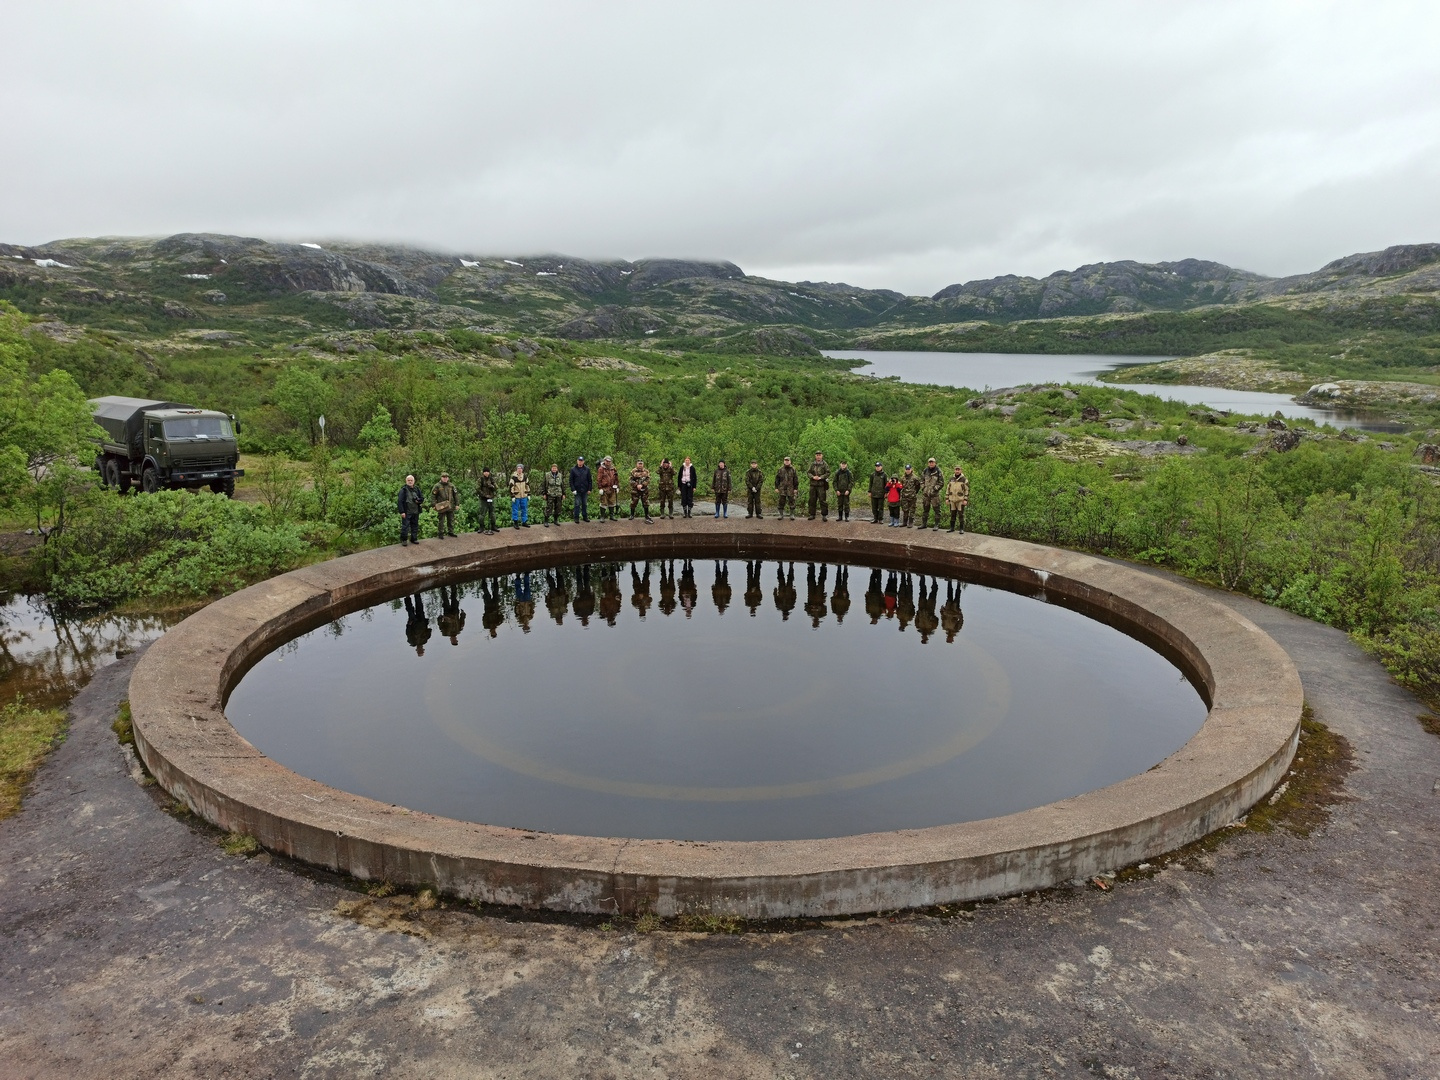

{"left": 128, "top": 521, "right": 1302, "bottom": 917}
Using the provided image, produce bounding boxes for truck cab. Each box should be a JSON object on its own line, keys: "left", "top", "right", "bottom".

{"left": 91, "top": 397, "right": 245, "bottom": 496}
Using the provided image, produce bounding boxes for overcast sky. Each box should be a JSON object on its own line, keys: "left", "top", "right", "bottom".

{"left": 3, "top": 2, "right": 1438, "bottom": 295}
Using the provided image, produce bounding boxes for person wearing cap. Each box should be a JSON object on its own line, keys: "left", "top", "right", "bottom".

{"left": 542, "top": 463, "right": 566, "bottom": 526}
{"left": 431, "top": 471, "right": 458, "bottom": 537}
{"left": 833, "top": 460, "right": 853, "bottom": 522}
{"left": 868, "top": 461, "right": 888, "bottom": 523}
{"left": 946, "top": 464, "right": 970, "bottom": 533}
{"left": 744, "top": 459, "right": 764, "bottom": 518}
{"left": 806, "top": 451, "right": 831, "bottom": 521}
{"left": 569, "top": 455, "right": 592, "bottom": 522}
{"left": 629, "top": 459, "right": 653, "bottom": 522}
{"left": 774, "top": 456, "right": 799, "bottom": 519}
{"left": 397, "top": 473, "right": 423, "bottom": 546}
{"left": 475, "top": 466, "right": 498, "bottom": 533}
{"left": 677, "top": 456, "right": 698, "bottom": 517}
{"left": 711, "top": 459, "right": 731, "bottom": 518}
{"left": 597, "top": 455, "right": 620, "bottom": 520}
{"left": 656, "top": 457, "right": 676, "bottom": 518}
{"left": 509, "top": 463, "right": 531, "bottom": 528}
{"left": 919, "top": 457, "right": 945, "bottom": 529}
{"left": 899, "top": 464, "right": 921, "bottom": 528}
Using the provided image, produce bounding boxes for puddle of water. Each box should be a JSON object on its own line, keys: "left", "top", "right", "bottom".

{"left": 226, "top": 559, "right": 1207, "bottom": 842}
{"left": 0, "top": 594, "right": 175, "bottom": 711}
{"left": 827, "top": 350, "right": 1403, "bottom": 431}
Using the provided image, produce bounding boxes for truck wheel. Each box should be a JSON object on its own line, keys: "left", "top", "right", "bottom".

{"left": 103, "top": 458, "right": 121, "bottom": 490}
{"left": 141, "top": 466, "right": 160, "bottom": 494}
{"left": 209, "top": 478, "right": 236, "bottom": 498}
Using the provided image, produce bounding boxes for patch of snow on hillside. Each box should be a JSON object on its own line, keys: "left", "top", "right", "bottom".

{"left": 503, "top": 259, "right": 523, "bottom": 267}
{"left": 300, "top": 242, "right": 322, "bottom": 250}
{"left": 460, "top": 259, "right": 480, "bottom": 268}
{"left": 182, "top": 273, "right": 211, "bottom": 280}
{"left": 536, "top": 271, "right": 556, "bottom": 276}
{"left": 33, "top": 259, "right": 72, "bottom": 268}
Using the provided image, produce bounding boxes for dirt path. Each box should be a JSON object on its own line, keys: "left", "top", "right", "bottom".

{"left": 2, "top": 584, "right": 1438, "bottom": 1078}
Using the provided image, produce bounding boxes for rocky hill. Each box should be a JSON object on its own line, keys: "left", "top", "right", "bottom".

{"left": 2, "top": 233, "right": 1437, "bottom": 353}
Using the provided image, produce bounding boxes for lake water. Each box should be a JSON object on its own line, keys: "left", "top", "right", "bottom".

{"left": 225, "top": 559, "right": 1207, "bottom": 842}
{"left": 827, "top": 350, "right": 1404, "bottom": 432}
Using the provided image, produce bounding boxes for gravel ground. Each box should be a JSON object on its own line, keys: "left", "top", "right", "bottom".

{"left": 1, "top": 582, "right": 1437, "bottom": 1079}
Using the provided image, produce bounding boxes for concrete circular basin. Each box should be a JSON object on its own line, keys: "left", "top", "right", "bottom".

{"left": 127, "top": 520, "right": 1302, "bottom": 918}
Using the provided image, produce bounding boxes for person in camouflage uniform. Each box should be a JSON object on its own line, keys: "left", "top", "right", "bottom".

{"left": 918, "top": 457, "right": 945, "bottom": 529}
{"left": 744, "top": 459, "right": 764, "bottom": 518}
{"left": 774, "top": 456, "right": 799, "bottom": 519}
{"left": 833, "top": 461, "right": 853, "bottom": 522}
{"left": 629, "top": 459, "right": 653, "bottom": 522}
{"left": 656, "top": 458, "right": 676, "bottom": 518}
{"left": 431, "top": 472, "right": 459, "bottom": 537}
{"left": 542, "top": 463, "right": 566, "bottom": 526}
{"left": 712, "top": 460, "right": 732, "bottom": 518}
{"left": 475, "top": 466, "right": 498, "bottom": 533}
{"left": 946, "top": 464, "right": 970, "bottom": 533}
{"left": 868, "top": 461, "right": 887, "bottom": 523}
{"left": 899, "top": 464, "right": 921, "bottom": 527}
{"left": 941, "top": 579, "right": 965, "bottom": 641}
{"left": 597, "top": 456, "right": 620, "bottom": 520}
{"left": 807, "top": 451, "right": 830, "bottom": 520}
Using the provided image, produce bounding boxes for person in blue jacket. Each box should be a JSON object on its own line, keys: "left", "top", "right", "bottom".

{"left": 569, "top": 455, "right": 593, "bottom": 522}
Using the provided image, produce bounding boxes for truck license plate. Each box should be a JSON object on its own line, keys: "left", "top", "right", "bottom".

{"left": 202, "top": 472, "right": 218, "bottom": 479}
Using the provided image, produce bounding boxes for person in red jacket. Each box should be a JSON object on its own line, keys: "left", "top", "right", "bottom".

{"left": 885, "top": 475, "right": 902, "bottom": 526}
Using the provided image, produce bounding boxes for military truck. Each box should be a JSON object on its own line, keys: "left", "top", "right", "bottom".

{"left": 90, "top": 396, "right": 244, "bottom": 496}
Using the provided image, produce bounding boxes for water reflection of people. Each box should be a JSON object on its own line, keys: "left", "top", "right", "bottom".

{"left": 883, "top": 571, "right": 898, "bottom": 619}
{"left": 773, "top": 562, "right": 797, "bottom": 621}
{"left": 403, "top": 594, "right": 432, "bottom": 656}
{"left": 744, "top": 560, "right": 764, "bottom": 616}
{"left": 678, "top": 559, "right": 698, "bottom": 618}
{"left": 915, "top": 575, "right": 939, "bottom": 643}
{"left": 830, "top": 564, "right": 851, "bottom": 623}
{"left": 573, "top": 564, "right": 596, "bottom": 626}
{"left": 658, "top": 560, "right": 677, "bottom": 617}
{"left": 545, "top": 568, "right": 569, "bottom": 625}
{"left": 480, "top": 578, "right": 504, "bottom": 638}
{"left": 804, "top": 563, "right": 828, "bottom": 627}
{"left": 896, "top": 572, "right": 916, "bottom": 631}
{"left": 599, "top": 564, "right": 622, "bottom": 626}
{"left": 437, "top": 585, "right": 466, "bottom": 645}
{"left": 630, "top": 561, "right": 653, "bottom": 618}
{"left": 712, "top": 560, "right": 732, "bottom": 614}
{"left": 941, "top": 580, "right": 965, "bottom": 642}
{"left": 513, "top": 571, "right": 535, "bottom": 632}
{"left": 865, "top": 568, "right": 884, "bottom": 624}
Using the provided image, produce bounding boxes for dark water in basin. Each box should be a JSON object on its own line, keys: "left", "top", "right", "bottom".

{"left": 225, "top": 560, "right": 1207, "bottom": 841}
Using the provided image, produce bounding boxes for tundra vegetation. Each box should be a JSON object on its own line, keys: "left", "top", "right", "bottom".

{"left": 0, "top": 235, "right": 1438, "bottom": 808}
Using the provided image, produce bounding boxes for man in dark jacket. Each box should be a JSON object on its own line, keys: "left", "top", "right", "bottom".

{"left": 569, "top": 456, "right": 592, "bottom": 522}
{"left": 774, "top": 457, "right": 799, "bottom": 519}
{"left": 807, "top": 451, "right": 830, "bottom": 521}
{"left": 712, "top": 460, "right": 732, "bottom": 518}
{"left": 868, "top": 462, "right": 887, "bottom": 523}
{"left": 476, "top": 467, "right": 498, "bottom": 533}
{"left": 744, "top": 460, "right": 764, "bottom": 518}
{"left": 397, "top": 474, "right": 424, "bottom": 546}
{"left": 833, "top": 461, "right": 853, "bottom": 522}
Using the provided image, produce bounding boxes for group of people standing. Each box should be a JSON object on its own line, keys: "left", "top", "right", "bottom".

{"left": 396, "top": 452, "right": 970, "bottom": 543}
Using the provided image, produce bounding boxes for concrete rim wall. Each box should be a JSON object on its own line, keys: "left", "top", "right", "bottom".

{"left": 127, "top": 521, "right": 1303, "bottom": 918}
